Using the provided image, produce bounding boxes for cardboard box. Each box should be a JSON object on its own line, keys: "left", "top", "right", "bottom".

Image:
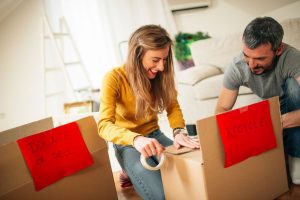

{"left": 161, "top": 97, "right": 289, "bottom": 200}
{"left": 0, "top": 116, "right": 117, "bottom": 200}
{"left": 0, "top": 117, "right": 54, "bottom": 145}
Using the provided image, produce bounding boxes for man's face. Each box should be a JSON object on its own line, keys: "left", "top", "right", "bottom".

{"left": 242, "top": 42, "right": 277, "bottom": 75}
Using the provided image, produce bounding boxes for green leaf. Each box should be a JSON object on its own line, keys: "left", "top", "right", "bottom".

{"left": 174, "top": 31, "right": 210, "bottom": 62}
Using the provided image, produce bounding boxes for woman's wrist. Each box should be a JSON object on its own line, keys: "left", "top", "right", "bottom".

{"left": 173, "top": 127, "right": 187, "bottom": 138}
{"left": 132, "top": 135, "right": 142, "bottom": 147}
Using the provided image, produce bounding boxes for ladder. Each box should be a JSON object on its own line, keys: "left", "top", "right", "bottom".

{"left": 43, "top": 16, "right": 95, "bottom": 115}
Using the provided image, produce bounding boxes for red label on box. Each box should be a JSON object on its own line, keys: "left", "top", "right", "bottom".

{"left": 216, "top": 100, "right": 277, "bottom": 168}
{"left": 17, "top": 122, "right": 94, "bottom": 190}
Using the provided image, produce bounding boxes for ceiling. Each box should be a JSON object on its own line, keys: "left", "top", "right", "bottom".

{"left": 0, "top": 0, "right": 299, "bottom": 23}
{"left": 0, "top": 0, "right": 23, "bottom": 23}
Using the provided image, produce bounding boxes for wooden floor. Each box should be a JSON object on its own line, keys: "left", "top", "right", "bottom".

{"left": 277, "top": 184, "right": 300, "bottom": 200}
{"left": 113, "top": 171, "right": 142, "bottom": 200}
{"left": 113, "top": 170, "right": 300, "bottom": 200}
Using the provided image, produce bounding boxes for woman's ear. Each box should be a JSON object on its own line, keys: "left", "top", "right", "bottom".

{"left": 275, "top": 43, "right": 284, "bottom": 56}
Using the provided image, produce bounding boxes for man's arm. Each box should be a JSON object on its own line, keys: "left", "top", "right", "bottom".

{"left": 215, "top": 86, "right": 239, "bottom": 114}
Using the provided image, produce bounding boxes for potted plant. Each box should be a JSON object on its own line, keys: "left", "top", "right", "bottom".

{"left": 174, "top": 31, "right": 210, "bottom": 70}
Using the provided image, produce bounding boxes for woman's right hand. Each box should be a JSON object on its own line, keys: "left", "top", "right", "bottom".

{"left": 133, "top": 136, "right": 165, "bottom": 158}
{"left": 174, "top": 133, "right": 200, "bottom": 149}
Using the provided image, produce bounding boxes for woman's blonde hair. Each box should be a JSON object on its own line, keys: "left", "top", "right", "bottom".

{"left": 125, "top": 24, "right": 176, "bottom": 118}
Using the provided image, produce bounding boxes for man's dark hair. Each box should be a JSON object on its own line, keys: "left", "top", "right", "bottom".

{"left": 243, "top": 16, "right": 284, "bottom": 51}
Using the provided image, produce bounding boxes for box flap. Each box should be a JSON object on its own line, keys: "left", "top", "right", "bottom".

{"left": 165, "top": 145, "right": 195, "bottom": 155}
{"left": 75, "top": 116, "right": 107, "bottom": 153}
{"left": 0, "top": 142, "right": 32, "bottom": 197}
{"left": 0, "top": 118, "right": 53, "bottom": 146}
{"left": 0, "top": 118, "right": 54, "bottom": 197}
{"left": 197, "top": 97, "right": 288, "bottom": 200}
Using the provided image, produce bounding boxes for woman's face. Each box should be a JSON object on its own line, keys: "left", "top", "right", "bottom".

{"left": 142, "top": 46, "right": 169, "bottom": 79}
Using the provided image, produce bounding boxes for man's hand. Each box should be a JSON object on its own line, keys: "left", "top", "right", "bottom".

{"left": 173, "top": 132, "right": 200, "bottom": 149}
{"left": 282, "top": 109, "right": 300, "bottom": 129}
{"left": 133, "top": 136, "right": 165, "bottom": 158}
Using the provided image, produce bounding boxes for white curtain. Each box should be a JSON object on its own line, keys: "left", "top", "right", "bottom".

{"left": 44, "top": 0, "right": 176, "bottom": 89}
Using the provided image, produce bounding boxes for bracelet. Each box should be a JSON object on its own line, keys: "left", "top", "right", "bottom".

{"left": 173, "top": 127, "right": 187, "bottom": 138}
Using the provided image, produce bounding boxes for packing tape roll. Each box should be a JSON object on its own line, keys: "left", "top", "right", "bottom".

{"left": 140, "top": 153, "right": 165, "bottom": 171}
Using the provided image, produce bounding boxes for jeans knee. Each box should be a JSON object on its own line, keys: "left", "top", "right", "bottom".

{"left": 128, "top": 166, "right": 165, "bottom": 200}
{"left": 282, "top": 78, "right": 300, "bottom": 112}
{"left": 152, "top": 186, "right": 165, "bottom": 200}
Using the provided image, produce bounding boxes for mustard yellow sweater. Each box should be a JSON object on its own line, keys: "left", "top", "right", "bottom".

{"left": 97, "top": 65, "right": 185, "bottom": 146}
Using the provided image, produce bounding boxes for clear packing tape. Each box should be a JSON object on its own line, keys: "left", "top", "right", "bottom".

{"left": 140, "top": 145, "right": 197, "bottom": 170}
{"left": 140, "top": 154, "right": 165, "bottom": 171}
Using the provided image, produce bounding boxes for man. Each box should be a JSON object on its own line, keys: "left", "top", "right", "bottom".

{"left": 215, "top": 17, "right": 300, "bottom": 159}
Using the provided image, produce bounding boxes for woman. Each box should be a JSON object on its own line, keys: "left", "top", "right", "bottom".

{"left": 98, "top": 24, "right": 199, "bottom": 200}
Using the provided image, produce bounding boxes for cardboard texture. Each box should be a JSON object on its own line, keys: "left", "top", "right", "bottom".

{"left": 0, "top": 116, "right": 117, "bottom": 200}
{"left": 161, "top": 97, "right": 289, "bottom": 200}
{"left": 0, "top": 118, "right": 54, "bottom": 146}
{"left": 164, "top": 145, "right": 195, "bottom": 155}
{"left": 161, "top": 149, "right": 206, "bottom": 199}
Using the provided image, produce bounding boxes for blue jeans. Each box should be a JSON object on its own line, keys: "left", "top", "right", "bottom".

{"left": 280, "top": 78, "right": 300, "bottom": 157}
{"left": 113, "top": 130, "right": 173, "bottom": 200}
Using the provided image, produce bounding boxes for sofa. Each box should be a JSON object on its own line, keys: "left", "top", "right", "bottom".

{"left": 176, "top": 17, "right": 300, "bottom": 124}
{"left": 176, "top": 17, "right": 300, "bottom": 185}
{"left": 176, "top": 36, "right": 261, "bottom": 124}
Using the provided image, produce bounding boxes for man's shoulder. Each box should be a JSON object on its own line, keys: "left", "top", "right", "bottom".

{"left": 232, "top": 52, "right": 245, "bottom": 65}
{"left": 282, "top": 44, "right": 300, "bottom": 55}
{"left": 278, "top": 44, "right": 300, "bottom": 69}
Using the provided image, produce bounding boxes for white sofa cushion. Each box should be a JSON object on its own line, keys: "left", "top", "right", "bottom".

{"left": 193, "top": 74, "right": 253, "bottom": 100}
{"left": 190, "top": 32, "right": 242, "bottom": 72}
{"left": 176, "top": 64, "right": 222, "bottom": 85}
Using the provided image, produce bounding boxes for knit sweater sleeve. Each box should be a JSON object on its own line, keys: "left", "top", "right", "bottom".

{"left": 97, "top": 69, "right": 140, "bottom": 146}
{"left": 166, "top": 98, "right": 185, "bottom": 129}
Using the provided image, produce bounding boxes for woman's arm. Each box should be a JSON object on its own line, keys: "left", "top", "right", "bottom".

{"left": 98, "top": 70, "right": 141, "bottom": 146}
{"left": 166, "top": 99, "right": 199, "bottom": 149}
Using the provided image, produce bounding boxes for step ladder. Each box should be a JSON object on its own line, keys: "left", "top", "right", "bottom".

{"left": 43, "top": 16, "right": 96, "bottom": 115}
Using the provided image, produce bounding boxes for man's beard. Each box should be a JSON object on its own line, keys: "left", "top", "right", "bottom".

{"left": 251, "top": 56, "right": 278, "bottom": 76}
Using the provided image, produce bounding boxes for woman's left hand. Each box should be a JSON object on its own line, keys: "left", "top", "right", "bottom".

{"left": 173, "top": 132, "right": 200, "bottom": 149}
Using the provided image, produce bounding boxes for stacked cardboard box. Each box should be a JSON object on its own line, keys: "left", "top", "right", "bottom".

{"left": 0, "top": 116, "right": 117, "bottom": 200}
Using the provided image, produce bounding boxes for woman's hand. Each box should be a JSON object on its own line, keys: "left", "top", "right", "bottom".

{"left": 133, "top": 136, "right": 165, "bottom": 158}
{"left": 173, "top": 132, "right": 200, "bottom": 150}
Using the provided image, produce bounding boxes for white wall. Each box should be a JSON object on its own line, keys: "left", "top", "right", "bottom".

{"left": 173, "top": 0, "right": 300, "bottom": 37}
{"left": 0, "top": 0, "right": 44, "bottom": 131}
{"left": 0, "top": 0, "right": 299, "bottom": 132}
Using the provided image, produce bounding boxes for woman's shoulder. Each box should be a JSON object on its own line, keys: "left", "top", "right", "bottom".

{"left": 105, "top": 65, "right": 126, "bottom": 79}
{"left": 107, "top": 65, "right": 126, "bottom": 77}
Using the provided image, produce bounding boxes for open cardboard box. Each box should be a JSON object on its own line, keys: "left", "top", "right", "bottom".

{"left": 0, "top": 116, "right": 117, "bottom": 200}
{"left": 161, "top": 97, "right": 289, "bottom": 200}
